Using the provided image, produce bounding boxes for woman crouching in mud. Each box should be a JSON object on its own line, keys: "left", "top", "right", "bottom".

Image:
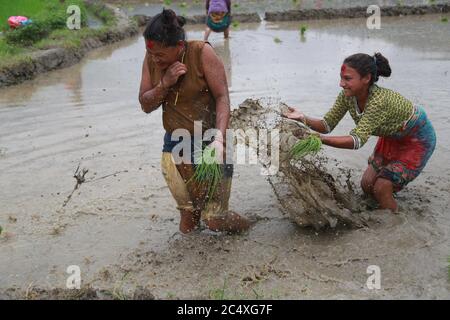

{"left": 139, "top": 9, "right": 250, "bottom": 234}
{"left": 283, "top": 53, "right": 436, "bottom": 212}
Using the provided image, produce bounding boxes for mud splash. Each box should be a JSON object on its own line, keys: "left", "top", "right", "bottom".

{"left": 230, "top": 99, "right": 373, "bottom": 230}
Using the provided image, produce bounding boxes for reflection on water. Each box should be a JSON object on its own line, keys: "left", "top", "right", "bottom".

{"left": 214, "top": 39, "right": 232, "bottom": 87}
{"left": 0, "top": 37, "right": 138, "bottom": 108}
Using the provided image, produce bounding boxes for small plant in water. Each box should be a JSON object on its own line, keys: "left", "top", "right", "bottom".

{"left": 441, "top": 17, "right": 448, "bottom": 23}
{"left": 300, "top": 24, "right": 308, "bottom": 35}
{"left": 274, "top": 37, "right": 282, "bottom": 44}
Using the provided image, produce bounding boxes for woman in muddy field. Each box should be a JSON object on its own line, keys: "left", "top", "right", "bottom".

{"left": 283, "top": 53, "right": 436, "bottom": 212}
{"left": 138, "top": 9, "right": 250, "bottom": 234}
{"left": 204, "top": 0, "right": 232, "bottom": 41}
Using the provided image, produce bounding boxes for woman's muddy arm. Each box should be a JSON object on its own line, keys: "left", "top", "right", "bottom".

{"left": 284, "top": 108, "right": 329, "bottom": 134}
{"left": 303, "top": 115, "right": 330, "bottom": 134}
{"left": 202, "top": 44, "right": 230, "bottom": 141}
{"left": 320, "top": 135, "right": 355, "bottom": 150}
{"left": 139, "top": 54, "right": 169, "bottom": 114}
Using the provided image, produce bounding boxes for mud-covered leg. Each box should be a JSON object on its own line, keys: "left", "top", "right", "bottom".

{"left": 176, "top": 162, "right": 209, "bottom": 217}
{"left": 203, "top": 167, "right": 252, "bottom": 233}
{"left": 161, "top": 153, "right": 200, "bottom": 234}
{"left": 373, "top": 178, "right": 398, "bottom": 212}
{"left": 361, "top": 165, "right": 378, "bottom": 195}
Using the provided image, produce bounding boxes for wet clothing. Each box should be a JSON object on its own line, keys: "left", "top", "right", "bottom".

{"left": 147, "top": 41, "right": 216, "bottom": 135}
{"left": 322, "top": 85, "right": 436, "bottom": 191}
{"left": 161, "top": 152, "right": 232, "bottom": 220}
{"left": 323, "top": 85, "right": 415, "bottom": 149}
{"left": 368, "top": 106, "right": 436, "bottom": 192}
{"left": 162, "top": 131, "right": 234, "bottom": 178}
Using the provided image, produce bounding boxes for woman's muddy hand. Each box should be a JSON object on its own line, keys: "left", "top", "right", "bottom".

{"left": 282, "top": 106, "right": 305, "bottom": 122}
{"left": 162, "top": 62, "right": 187, "bottom": 88}
{"left": 209, "top": 140, "right": 224, "bottom": 164}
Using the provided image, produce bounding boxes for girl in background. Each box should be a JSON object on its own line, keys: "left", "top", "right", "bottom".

{"left": 204, "top": 0, "right": 231, "bottom": 41}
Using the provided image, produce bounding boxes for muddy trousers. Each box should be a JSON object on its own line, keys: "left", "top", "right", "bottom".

{"left": 161, "top": 152, "right": 232, "bottom": 220}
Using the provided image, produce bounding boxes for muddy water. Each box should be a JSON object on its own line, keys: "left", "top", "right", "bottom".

{"left": 1, "top": 15, "right": 449, "bottom": 298}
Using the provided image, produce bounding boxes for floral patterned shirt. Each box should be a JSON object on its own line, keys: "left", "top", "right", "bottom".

{"left": 323, "top": 85, "right": 415, "bottom": 149}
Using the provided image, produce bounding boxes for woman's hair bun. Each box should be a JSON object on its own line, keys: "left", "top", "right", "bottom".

{"left": 177, "top": 16, "right": 186, "bottom": 27}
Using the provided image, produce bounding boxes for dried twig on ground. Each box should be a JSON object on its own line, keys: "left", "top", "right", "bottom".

{"left": 62, "top": 163, "right": 89, "bottom": 208}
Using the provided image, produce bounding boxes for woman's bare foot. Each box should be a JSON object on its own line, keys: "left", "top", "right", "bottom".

{"left": 204, "top": 211, "right": 251, "bottom": 234}
{"left": 179, "top": 209, "right": 201, "bottom": 234}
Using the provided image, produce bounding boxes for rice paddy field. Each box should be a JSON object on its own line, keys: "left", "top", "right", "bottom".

{"left": 0, "top": 1, "right": 449, "bottom": 299}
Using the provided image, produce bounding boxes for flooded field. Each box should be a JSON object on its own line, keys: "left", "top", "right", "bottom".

{"left": 0, "top": 14, "right": 449, "bottom": 298}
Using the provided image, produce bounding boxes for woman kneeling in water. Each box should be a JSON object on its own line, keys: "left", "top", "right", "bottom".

{"left": 283, "top": 53, "right": 436, "bottom": 212}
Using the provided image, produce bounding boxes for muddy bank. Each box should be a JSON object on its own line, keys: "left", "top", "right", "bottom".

{"left": 0, "top": 2, "right": 138, "bottom": 88}
{"left": 265, "top": 4, "right": 450, "bottom": 22}
{"left": 114, "top": 0, "right": 450, "bottom": 16}
{"left": 133, "top": 4, "right": 449, "bottom": 27}
{"left": 134, "top": 13, "right": 261, "bottom": 28}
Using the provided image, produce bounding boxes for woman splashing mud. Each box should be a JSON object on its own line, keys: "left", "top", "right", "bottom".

{"left": 139, "top": 9, "right": 250, "bottom": 234}
{"left": 283, "top": 53, "right": 436, "bottom": 212}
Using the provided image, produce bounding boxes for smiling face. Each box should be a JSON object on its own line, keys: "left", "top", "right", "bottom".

{"left": 146, "top": 40, "right": 184, "bottom": 70}
{"left": 339, "top": 64, "right": 372, "bottom": 97}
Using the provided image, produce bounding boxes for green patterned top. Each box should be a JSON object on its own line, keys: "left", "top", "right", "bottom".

{"left": 322, "top": 85, "right": 415, "bottom": 149}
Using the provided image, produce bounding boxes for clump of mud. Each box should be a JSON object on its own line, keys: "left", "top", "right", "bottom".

{"left": 230, "top": 99, "right": 371, "bottom": 230}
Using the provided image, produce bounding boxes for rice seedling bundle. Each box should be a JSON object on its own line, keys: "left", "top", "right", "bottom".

{"left": 192, "top": 146, "right": 223, "bottom": 200}
{"left": 290, "top": 134, "right": 322, "bottom": 160}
